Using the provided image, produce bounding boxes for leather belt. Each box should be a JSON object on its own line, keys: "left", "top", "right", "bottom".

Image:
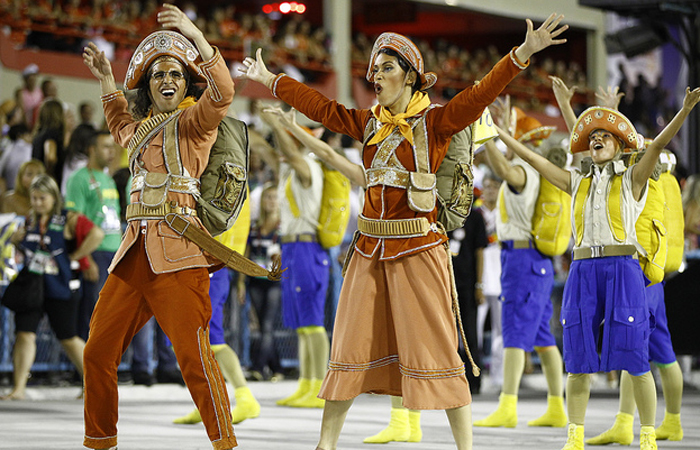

{"left": 357, "top": 215, "right": 433, "bottom": 238}
{"left": 280, "top": 234, "right": 317, "bottom": 244}
{"left": 573, "top": 244, "right": 638, "bottom": 260}
{"left": 500, "top": 239, "right": 534, "bottom": 250}
{"left": 126, "top": 202, "right": 197, "bottom": 221}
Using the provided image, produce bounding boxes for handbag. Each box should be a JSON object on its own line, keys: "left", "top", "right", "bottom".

{"left": 1, "top": 267, "right": 44, "bottom": 313}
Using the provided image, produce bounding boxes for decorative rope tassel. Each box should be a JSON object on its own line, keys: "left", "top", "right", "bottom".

{"left": 267, "top": 254, "right": 286, "bottom": 281}
{"left": 444, "top": 241, "right": 480, "bottom": 377}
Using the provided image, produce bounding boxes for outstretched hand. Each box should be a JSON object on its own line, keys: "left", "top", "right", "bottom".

{"left": 550, "top": 76, "right": 577, "bottom": 104}
{"left": 683, "top": 86, "right": 700, "bottom": 111}
{"left": 82, "top": 42, "right": 113, "bottom": 82}
{"left": 263, "top": 106, "right": 297, "bottom": 129}
{"left": 157, "top": 3, "right": 200, "bottom": 42}
{"left": 595, "top": 85, "right": 624, "bottom": 110}
{"left": 239, "top": 48, "right": 276, "bottom": 89}
{"left": 516, "top": 13, "right": 568, "bottom": 62}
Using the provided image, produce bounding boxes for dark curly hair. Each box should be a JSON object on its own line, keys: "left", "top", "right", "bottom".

{"left": 131, "top": 66, "right": 205, "bottom": 119}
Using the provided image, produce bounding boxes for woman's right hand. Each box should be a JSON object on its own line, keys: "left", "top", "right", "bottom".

{"left": 239, "top": 48, "right": 277, "bottom": 89}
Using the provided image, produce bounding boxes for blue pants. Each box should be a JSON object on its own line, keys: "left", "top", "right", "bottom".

{"left": 280, "top": 241, "right": 329, "bottom": 329}
{"left": 208, "top": 269, "right": 231, "bottom": 346}
{"left": 500, "top": 247, "right": 556, "bottom": 351}
{"left": 78, "top": 250, "right": 114, "bottom": 341}
{"left": 647, "top": 282, "right": 676, "bottom": 365}
{"left": 561, "top": 255, "right": 651, "bottom": 374}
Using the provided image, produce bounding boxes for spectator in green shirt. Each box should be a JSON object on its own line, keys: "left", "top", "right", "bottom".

{"left": 65, "top": 129, "right": 121, "bottom": 340}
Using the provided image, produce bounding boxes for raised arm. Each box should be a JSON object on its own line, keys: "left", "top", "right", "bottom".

{"left": 483, "top": 139, "right": 527, "bottom": 192}
{"left": 549, "top": 75, "right": 577, "bottom": 132}
{"left": 259, "top": 108, "right": 312, "bottom": 187}
{"left": 495, "top": 125, "right": 571, "bottom": 194}
{"left": 156, "top": 3, "right": 214, "bottom": 62}
{"left": 631, "top": 87, "right": 700, "bottom": 200}
{"left": 82, "top": 42, "right": 117, "bottom": 95}
{"left": 266, "top": 107, "right": 366, "bottom": 188}
{"left": 514, "top": 13, "right": 568, "bottom": 64}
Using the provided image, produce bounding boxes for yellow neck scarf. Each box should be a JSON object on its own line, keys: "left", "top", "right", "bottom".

{"left": 368, "top": 91, "right": 431, "bottom": 146}
{"left": 145, "top": 96, "right": 197, "bottom": 119}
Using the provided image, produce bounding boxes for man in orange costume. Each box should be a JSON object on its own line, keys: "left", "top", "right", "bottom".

{"left": 81, "top": 5, "right": 237, "bottom": 450}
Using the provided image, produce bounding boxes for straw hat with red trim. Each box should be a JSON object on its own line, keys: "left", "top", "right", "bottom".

{"left": 124, "top": 30, "right": 206, "bottom": 90}
{"left": 570, "top": 106, "right": 643, "bottom": 154}
{"left": 509, "top": 107, "right": 556, "bottom": 144}
{"left": 366, "top": 32, "right": 437, "bottom": 91}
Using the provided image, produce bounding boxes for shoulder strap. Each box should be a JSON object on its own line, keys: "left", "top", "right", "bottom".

{"left": 127, "top": 110, "right": 181, "bottom": 172}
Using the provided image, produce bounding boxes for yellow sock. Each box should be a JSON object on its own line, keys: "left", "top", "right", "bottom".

{"left": 288, "top": 378, "right": 325, "bottom": 408}
{"left": 528, "top": 395, "right": 567, "bottom": 427}
{"left": 363, "top": 408, "right": 410, "bottom": 443}
{"left": 655, "top": 411, "right": 683, "bottom": 441}
{"left": 563, "top": 423, "right": 584, "bottom": 450}
{"left": 585, "top": 412, "right": 633, "bottom": 446}
{"left": 232, "top": 386, "right": 260, "bottom": 424}
{"left": 277, "top": 378, "right": 311, "bottom": 406}
{"left": 474, "top": 393, "right": 517, "bottom": 428}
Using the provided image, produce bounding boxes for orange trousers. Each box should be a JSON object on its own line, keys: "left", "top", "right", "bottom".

{"left": 83, "top": 235, "right": 236, "bottom": 450}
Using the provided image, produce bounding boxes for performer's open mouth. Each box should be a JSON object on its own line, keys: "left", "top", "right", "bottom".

{"left": 374, "top": 83, "right": 382, "bottom": 94}
{"left": 161, "top": 88, "right": 176, "bottom": 98}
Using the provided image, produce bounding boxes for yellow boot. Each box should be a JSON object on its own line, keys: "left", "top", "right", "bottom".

{"left": 173, "top": 408, "right": 202, "bottom": 424}
{"left": 586, "top": 412, "right": 634, "bottom": 445}
{"left": 363, "top": 408, "right": 410, "bottom": 443}
{"left": 640, "top": 426, "right": 658, "bottom": 450}
{"left": 528, "top": 395, "right": 567, "bottom": 427}
{"left": 232, "top": 386, "right": 261, "bottom": 424}
{"left": 655, "top": 412, "right": 683, "bottom": 441}
{"left": 276, "top": 378, "right": 311, "bottom": 406}
{"left": 408, "top": 410, "right": 422, "bottom": 442}
{"left": 474, "top": 393, "right": 517, "bottom": 427}
{"left": 562, "top": 424, "right": 584, "bottom": 450}
{"left": 288, "top": 378, "right": 325, "bottom": 408}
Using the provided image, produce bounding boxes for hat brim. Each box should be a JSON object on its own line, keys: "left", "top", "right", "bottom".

{"left": 570, "top": 107, "right": 641, "bottom": 154}
{"left": 124, "top": 31, "right": 206, "bottom": 91}
{"left": 518, "top": 126, "right": 556, "bottom": 143}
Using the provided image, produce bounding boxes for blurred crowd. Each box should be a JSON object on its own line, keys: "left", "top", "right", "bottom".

{"left": 0, "top": 0, "right": 595, "bottom": 107}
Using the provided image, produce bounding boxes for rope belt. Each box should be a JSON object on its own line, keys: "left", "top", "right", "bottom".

{"left": 357, "top": 215, "right": 432, "bottom": 238}
{"left": 572, "top": 244, "right": 638, "bottom": 260}
{"left": 500, "top": 239, "right": 535, "bottom": 250}
{"left": 280, "top": 234, "right": 317, "bottom": 244}
{"left": 126, "top": 202, "right": 197, "bottom": 221}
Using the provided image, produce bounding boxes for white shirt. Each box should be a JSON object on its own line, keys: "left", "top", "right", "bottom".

{"left": 278, "top": 154, "right": 324, "bottom": 236}
{"left": 496, "top": 157, "right": 539, "bottom": 242}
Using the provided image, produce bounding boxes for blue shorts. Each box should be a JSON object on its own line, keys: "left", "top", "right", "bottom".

{"left": 500, "top": 247, "right": 556, "bottom": 351}
{"left": 162, "top": 268, "right": 230, "bottom": 348}
{"left": 561, "top": 256, "right": 650, "bottom": 374}
{"left": 208, "top": 268, "right": 231, "bottom": 345}
{"left": 281, "top": 241, "right": 329, "bottom": 329}
{"left": 647, "top": 282, "right": 676, "bottom": 365}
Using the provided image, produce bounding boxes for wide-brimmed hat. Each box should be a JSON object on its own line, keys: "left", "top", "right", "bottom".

{"left": 366, "top": 32, "right": 437, "bottom": 91}
{"left": 510, "top": 107, "right": 556, "bottom": 144}
{"left": 124, "top": 31, "right": 206, "bottom": 90}
{"left": 570, "top": 106, "right": 642, "bottom": 154}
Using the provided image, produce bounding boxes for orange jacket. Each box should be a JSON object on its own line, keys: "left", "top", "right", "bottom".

{"left": 103, "top": 48, "right": 235, "bottom": 273}
{"left": 272, "top": 51, "right": 524, "bottom": 260}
